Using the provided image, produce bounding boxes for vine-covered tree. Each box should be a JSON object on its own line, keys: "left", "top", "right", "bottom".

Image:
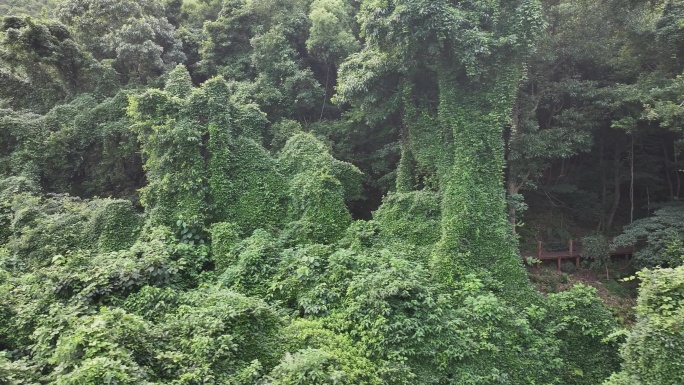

{"left": 339, "top": 0, "right": 545, "bottom": 295}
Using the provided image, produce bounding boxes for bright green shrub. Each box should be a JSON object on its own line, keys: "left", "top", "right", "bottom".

{"left": 603, "top": 371, "right": 640, "bottom": 385}
{"left": 442, "top": 282, "right": 561, "bottom": 385}
{"left": 267, "top": 349, "right": 348, "bottom": 385}
{"left": 0, "top": 177, "right": 39, "bottom": 245}
{"left": 83, "top": 199, "right": 143, "bottom": 252}
{"left": 55, "top": 356, "right": 151, "bottom": 385}
{"left": 373, "top": 191, "right": 441, "bottom": 247}
{"left": 0, "top": 272, "right": 59, "bottom": 352}
{"left": 27, "top": 286, "right": 283, "bottom": 384}
{"left": 547, "top": 284, "right": 621, "bottom": 385}
{"left": 210, "top": 222, "right": 241, "bottom": 271}
{"left": 1, "top": 225, "right": 201, "bottom": 335}
{"left": 3, "top": 193, "right": 144, "bottom": 270}
{"left": 220, "top": 229, "right": 282, "bottom": 297}
{"left": 217, "top": 137, "right": 289, "bottom": 234}
{"left": 268, "top": 348, "right": 379, "bottom": 385}
{"left": 275, "top": 319, "right": 381, "bottom": 384}
{"left": 165, "top": 64, "right": 194, "bottom": 98}
{"left": 605, "top": 264, "right": 684, "bottom": 385}
{"left": 6, "top": 194, "right": 94, "bottom": 269}
{"left": 153, "top": 287, "right": 283, "bottom": 383}
{"left": 327, "top": 249, "right": 442, "bottom": 383}
{"left": 122, "top": 285, "right": 181, "bottom": 323}
{"left": 0, "top": 351, "right": 39, "bottom": 385}
{"left": 50, "top": 307, "right": 154, "bottom": 384}
{"left": 327, "top": 248, "right": 561, "bottom": 384}
{"left": 284, "top": 169, "right": 352, "bottom": 244}
{"left": 279, "top": 132, "right": 363, "bottom": 202}
{"left": 269, "top": 244, "right": 335, "bottom": 315}
{"left": 41, "top": 231, "right": 182, "bottom": 302}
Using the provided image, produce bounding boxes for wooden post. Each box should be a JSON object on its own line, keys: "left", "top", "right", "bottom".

{"left": 538, "top": 240, "right": 542, "bottom": 259}
{"left": 570, "top": 239, "right": 579, "bottom": 268}
{"left": 537, "top": 240, "right": 542, "bottom": 271}
{"left": 557, "top": 257, "right": 561, "bottom": 272}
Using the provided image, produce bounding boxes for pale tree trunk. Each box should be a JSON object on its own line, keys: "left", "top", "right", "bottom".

{"left": 598, "top": 138, "right": 606, "bottom": 231}
{"left": 630, "top": 135, "right": 634, "bottom": 224}
{"left": 606, "top": 143, "right": 621, "bottom": 231}
{"left": 662, "top": 137, "right": 674, "bottom": 199}
{"left": 675, "top": 145, "right": 681, "bottom": 199}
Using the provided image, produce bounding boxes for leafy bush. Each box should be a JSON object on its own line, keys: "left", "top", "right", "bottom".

{"left": 547, "top": 284, "right": 621, "bottom": 385}
{"left": 603, "top": 279, "right": 630, "bottom": 298}
{"left": 373, "top": 190, "right": 441, "bottom": 247}
{"left": 613, "top": 205, "right": 684, "bottom": 267}
{"left": 0, "top": 351, "right": 39, "bottom": 385}
{"left": 210, "top": 222, "right": 241, "bottom": 271}
{"left": 582, "top": 234, "right": 611, "bottom": 278}
{"left": 605, "top": 263, "right": 684, "bottom": 385}
{"left": 48, "top": 307, "right": 154, "bottom": 384}
{"left": 151, "top": 287, "right": 283, "bottom": 383}
{"left": 269, "top": 244, "right": 334, "bottom": 315}
{"left": 561, "top": 260, "right": 578, "bottom": 274}
{"left": 217, "top": 137, "right": 289, "bottom": 234}
{"left": 3, "top": 193, "right": 143, "bottom": 271}
{"left": 220, "top": 229, "right": 282, "bottom": 297}
{"left": 326, "top": 248, "right": 561, "bottom": 384}
{"left": 270, "top": 319, "right": 381, "bottom": 384}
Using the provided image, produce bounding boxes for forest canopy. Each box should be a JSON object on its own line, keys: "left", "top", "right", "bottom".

{"left": 0, "top": 0, "right": 683, "bottom": 384}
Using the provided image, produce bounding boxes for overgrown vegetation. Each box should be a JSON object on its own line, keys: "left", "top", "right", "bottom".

{"left": 0, "top": 0, "right": 683, "bottom": 383}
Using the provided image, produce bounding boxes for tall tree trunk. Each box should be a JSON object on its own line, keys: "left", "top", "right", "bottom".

{"left": 319, "top": 64, "right": 330, "bottom": 121}
{"left": 606, "top": 143, "right": 621, "bottom": 230}
{"left": 598, "top": 137, "right": 607, "bottom": 231}
{"left": 675, "top": 145, "right": 681, "bottom": 199}
{"left": 662, "top": 137, "right": 674, "bottom": 199}
{"left": 630, "top": 135, "right": 634, "bottom": 224}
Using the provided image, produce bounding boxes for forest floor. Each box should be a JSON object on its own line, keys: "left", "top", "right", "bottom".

{"left": 527, "top": 259, "right": 639, "bottom": 325}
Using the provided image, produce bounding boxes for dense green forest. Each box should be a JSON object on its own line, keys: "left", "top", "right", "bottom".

{"left": 0, "top": 0, "right": 683, "bottom": 383}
